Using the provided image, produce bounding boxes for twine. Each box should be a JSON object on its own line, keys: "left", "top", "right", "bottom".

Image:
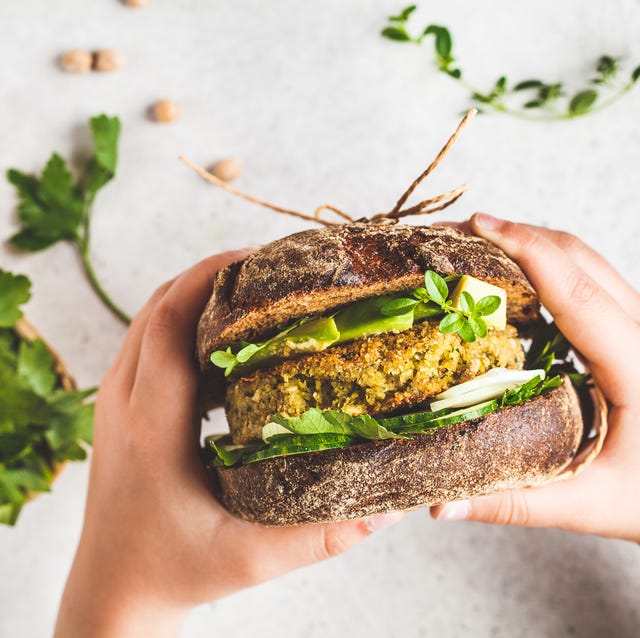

{"left": 180, "top": 108, "right": 477, "bottom": 226}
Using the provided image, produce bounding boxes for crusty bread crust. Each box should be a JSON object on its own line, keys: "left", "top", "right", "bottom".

{"left": 197, "top": 224, "right": 540, "bottom": 376}
{"left": 211, "top": 378, "right": 583, "bottom": 525}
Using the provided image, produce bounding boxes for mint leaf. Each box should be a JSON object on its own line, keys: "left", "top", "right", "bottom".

{"left": 0, "top": 270, "right": 31, "bottom": 328}
{"left": 632, "top": 66, "right": 640, "bottom": 84}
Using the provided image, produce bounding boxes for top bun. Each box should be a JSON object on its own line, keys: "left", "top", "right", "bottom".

{"left": 197, "top": 224, "right": 539, "bottom": 377}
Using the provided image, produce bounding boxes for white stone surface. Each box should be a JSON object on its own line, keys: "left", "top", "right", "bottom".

{"left": 1, "top": 1, "right": 639, "bottom": 637}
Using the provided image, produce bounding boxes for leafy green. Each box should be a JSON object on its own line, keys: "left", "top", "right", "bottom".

{"left": 0, "top": 270, "right": 95, "bottom": 526}
{"left": 525, "top": 321, "right": 589, "bottom": 388}
{"left": 380, "top": 6, "right": 639, "bottom": 121}
{"left": 206, "top": 372, "right": 561, "bottom": 468}
{"left": 0, "top": 270, "right": 31, "bottom": 327}
{"left": 7, "top": 115, "right": 129, "bottom": 324}
{"left": 500, "top": 374, "right": 562, "bottom": 406}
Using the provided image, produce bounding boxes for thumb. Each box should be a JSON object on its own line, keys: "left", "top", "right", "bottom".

{"left": 430, "top": 491, "right": 532, "bottom": 527}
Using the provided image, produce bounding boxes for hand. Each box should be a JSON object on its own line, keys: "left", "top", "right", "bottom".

{"left": 54, "top": 250, "right": 403, "bottom": 638}
{"left": 431, "top": 214, "right": 640, "bottom": 543}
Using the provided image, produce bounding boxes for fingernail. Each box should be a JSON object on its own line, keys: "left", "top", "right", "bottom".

{"left": 436, "top": 500, "right": 471, "bottom": 521}
{"left": 364, "top": 511, "right": 405, "bottom": 532}
{"left": 474, "top": 213, "right": 502, "bottom": 231}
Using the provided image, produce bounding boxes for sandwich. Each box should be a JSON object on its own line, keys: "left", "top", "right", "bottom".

{"left": 196, "top": 222, "right": 589, "bottom": 525}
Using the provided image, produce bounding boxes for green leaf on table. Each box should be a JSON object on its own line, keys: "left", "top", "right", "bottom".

{"left": 389, "top": 5, "right": 417, "bottom": 22}
{"left": 8, "top": 153, "right": 84, "bottom": 252}
{"left": 568, "top": 89, "right": 598, "bottom": 116}
{"left": 514, "top": 79, "right": 545, "bottom": 91}
{"left": 381, "top": 26, "right": 411, "bottom": 41}
{"left": 86, "top": 115, "right": 120, "bottom": 196}
{"left": 0, "top": 270, "right": 31, "bottom": 327}
{"left": 423, "top": 25, "right": 452, "bottom": 61}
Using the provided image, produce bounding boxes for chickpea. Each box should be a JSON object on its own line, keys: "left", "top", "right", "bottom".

{"left": 210, "top": 157, "right": 243, "bottom": 182}
{"left": 92, "top": 49, "right": 124, "bottom": 72}
{"left": 60, "top": 49, "right": 92, "bottom": 74}
{"left": 152, "top": 99, "right": 181, "bottom": 123}
{"left": 123, "top": 0, "right": 151, "bottom": 6}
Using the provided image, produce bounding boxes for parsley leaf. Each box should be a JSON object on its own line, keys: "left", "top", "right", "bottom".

{"left": 0, "top": 270, "right": 96, "bottom": 526}
{"left": 0, "top": 270, "right": 31, "bottom": 327}
{"left": 7, "top": 114, "right": 130, "bottom": 324}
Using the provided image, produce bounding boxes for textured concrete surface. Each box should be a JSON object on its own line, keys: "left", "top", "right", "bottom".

{"left": 0, "top": 1, "right": 639, "bottom": 637}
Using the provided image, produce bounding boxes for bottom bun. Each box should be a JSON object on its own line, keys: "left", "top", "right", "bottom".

{"left": 211, "top": 378, "right": 584, "bottom": 526}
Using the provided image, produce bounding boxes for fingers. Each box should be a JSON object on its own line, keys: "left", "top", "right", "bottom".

{"left": 469, "top": 213, "right": 639, "bottom": 406}
{"left": 429, "top": 458, "right": 640, "bottom": 541}
{"left": 129, "top": 249, "right": 254, "bottom": 441}
{"left": 216, "top": 512, "right": 405, "bottom": 593}
{"left": 517, "top": 224, "right": 640, "bottom": 323}
{"left": 108, "top": 278, "right": 177, "bottom": 391}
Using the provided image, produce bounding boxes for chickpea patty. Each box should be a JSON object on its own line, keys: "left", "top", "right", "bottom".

{"left": 226, "top": 321, "right": 525, "bottom": 444}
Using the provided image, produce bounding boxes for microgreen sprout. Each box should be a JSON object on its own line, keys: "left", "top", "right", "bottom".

{"left": 380, "top": 270, "right": 501, "bottom": 343}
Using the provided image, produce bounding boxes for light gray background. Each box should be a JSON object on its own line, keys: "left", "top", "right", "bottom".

{"left": 1, "top": 1, "right": 639, "bottom": 637}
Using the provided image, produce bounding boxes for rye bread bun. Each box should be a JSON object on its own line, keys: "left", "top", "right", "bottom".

{"left": 197, "top": 223, "right": 540, "bottom": 406}
{"left": 211, "top": 377, "right": 583, "bottom": 525}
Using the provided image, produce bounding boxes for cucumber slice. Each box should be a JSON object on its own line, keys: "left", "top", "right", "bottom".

{"left": 426, "top": 399, "right": 499, "bottom": 426}
{"left": 243, "top": 433, "right": 356, "bottom": 464}
{"left": 379, "top": 408, "right": 450, "bottom": 430}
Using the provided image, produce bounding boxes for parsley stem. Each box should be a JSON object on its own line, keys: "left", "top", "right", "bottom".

{"left": 79, "top": 246, "right": 131, "bottom": 325}
{"left": 78, "top": 196, "right": 131, "bottom": 325}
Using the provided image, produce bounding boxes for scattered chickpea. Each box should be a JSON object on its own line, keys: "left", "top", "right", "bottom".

{"left": 210, "top": 157, "right": 243, "bottom": 182}
{"left": 152, "top": 99, "right": 181, "bottom": 123}
{"left": 123, "top": 0, "right": 151, "bottom": 6}
{"left": 60, "top": 49, "right": 92, "bottom": 74}
{"left": 92, "top": 49, "right": 125, "bottom": 72}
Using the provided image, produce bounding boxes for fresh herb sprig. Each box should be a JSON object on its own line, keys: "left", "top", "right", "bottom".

{"left": 380, "top": 270, "right": 501, "bottom": 343}
{"left": 0, "top": 269, "right": 95, "bottom": 526}
{"left": 7, "top": 115, "right": 130, "bottom": 324}
{"left": 381, "top": 6, "right": 640, "bottom": 121}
